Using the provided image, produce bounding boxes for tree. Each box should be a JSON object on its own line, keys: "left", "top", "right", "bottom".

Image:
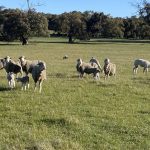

{"left": 28, "top": 10, "right": 49, "bottom": 37}
{"left": 3, "top": 9, "right": 30, "bottom": 41}
{"left": 104, "top": 17, "right": 124, "bottom": 38}
{"left": 86, "top": 12, "right": 109, "bottom": 38}
{"left": 138, "top": 0, "right": 150, "bottom": 23}
{"left": 58, "top": 11, "right": 87, "bottom": 43}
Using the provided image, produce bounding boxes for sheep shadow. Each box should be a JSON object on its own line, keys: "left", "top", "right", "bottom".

{"left": 132, "top": 76, "right": 150, "bottom": 85}
{"left": 0, "top": 86, "right": 10, "bottom": 91}
{"left": 41, "top": 118, "right": 68, "bottom": 127}
{"left": 97, "top": 82, "right": 117, "bottom": 88}
{"left": 137, "top": 111, "right": 150, "bottom": 115}
{"left": 47, "top": 73, "right": 68, "bottom": 79}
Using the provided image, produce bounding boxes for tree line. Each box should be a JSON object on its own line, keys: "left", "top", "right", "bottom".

{"left": 0, "top": 0, "right": 150, "bottom": 43}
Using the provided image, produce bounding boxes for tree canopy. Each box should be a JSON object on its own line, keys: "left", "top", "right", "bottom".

{"left": 0, "top": 0, "right": 150, "bottom": 43}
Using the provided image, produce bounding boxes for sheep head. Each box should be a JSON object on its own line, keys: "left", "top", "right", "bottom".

{"left": 104, "top": 58, "right": 110, "bottom": 65}
{"left": 38, "top": 62, "right": 46, "bottom": 71}
{"left": 4, "top": 56, "right": 11, "bottom": 63}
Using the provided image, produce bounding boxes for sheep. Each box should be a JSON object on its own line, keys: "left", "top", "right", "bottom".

{"left": 7, "top": 72, "right": 15, "bottom": 89}
{"left": 76, "top": 58, "right": 100, "bottom": 80}
{"left": 18, "top": 56, "right": 42, "bottom": 75}
{"left": 31, "top": 61, "right": 46, "bottom": 93}
{"left": 16, "top": 76, "right": 29, "bottom": 91}
{"left": 133, "top": 59, "right": 150, "bottom": 74}
{"left": 89, "top": 57, "right": 103, "bottom": 72}
{"left": 103, "top": 58, "right": 116, "bottom": 79}
{"left": 63, "top": 55, "right": 69, "bottom": 59}
{"left": 1, "top": 56, "right": 23, "bottom": 77}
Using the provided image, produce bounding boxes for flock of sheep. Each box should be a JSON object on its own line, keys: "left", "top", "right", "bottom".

{"left": 76, "top": 57, "right": 116, "bottom": 80}
{"left": 75, "top": 57, "right": 150, "bottom": 80}
{"left": 0, "top": 56, "right": 46, "bottom": 93}
{"left": 0, "top": 54, "right": 149, "bottom": 93}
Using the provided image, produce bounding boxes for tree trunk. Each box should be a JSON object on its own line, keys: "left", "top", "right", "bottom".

{"left": 68, "top": 35, "right": 73, "bottom": 43}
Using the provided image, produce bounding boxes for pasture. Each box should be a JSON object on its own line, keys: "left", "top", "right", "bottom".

{"left": 0, "top": 38, "right": 150, "bottom": 150}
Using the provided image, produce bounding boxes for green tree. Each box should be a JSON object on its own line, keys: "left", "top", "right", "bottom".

{"left": 86, "top": 12, "right": 109, "bottom": 38}
{"left": 58, "top": 11, "right": 87, "bottom": 43}
{"left": 28, "top": 10, "right": 49, "bottom": 37}
{"left": 104, "top": 17, "right": 124, "bottom": 38}
{"left": 3, "top": 9, "right": 30, "bottom": 41}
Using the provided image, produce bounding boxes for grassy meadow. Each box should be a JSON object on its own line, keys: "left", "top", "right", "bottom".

{"left": 0, "top": 38, "right": 150, "bottom": 150}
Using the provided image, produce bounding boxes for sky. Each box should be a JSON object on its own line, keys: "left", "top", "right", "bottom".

{"left": 0, "top": 0, "right": 141, "bottom": 18}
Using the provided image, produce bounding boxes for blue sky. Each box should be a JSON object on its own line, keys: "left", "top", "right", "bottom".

{"left": 0, "top": 0, "right": 139, "bottom": 17}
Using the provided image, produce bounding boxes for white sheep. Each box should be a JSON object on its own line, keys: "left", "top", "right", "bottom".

{"left": 18, "top": 56, "right": 41, "bottom": 75}
{"left": 76, "top": 58, "right": 100, "bottom": 80}
{"left": 1, "top": 56, "right": 23, "bottom": 77}
{"left": 7, "top": 72, "right": 15, "bottom": 89}
{"left": 31, "top": 61, "right": 46, "bottom": 93}
{"left": 133, "top": 59, "right": 150, "bottom": 74}
{"left": 16, "top": 76, "right": 29, "bottom": 91}
{"left": 103, "top": 58, "right": 116, "bottom": 79}
{"left": 89, "top": 57, "right": 103, "bottom": 72}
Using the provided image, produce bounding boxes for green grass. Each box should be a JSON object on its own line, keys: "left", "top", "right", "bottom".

{"left": 0, "top": 38, "right": 150, "bottom": 150}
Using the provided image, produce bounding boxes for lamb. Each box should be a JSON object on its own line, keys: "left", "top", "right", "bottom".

{"left": 31, "top": 61, "right": 46, "bottom": 93}
{"left": 16, "top": 76, "right": 29, "bottom": 91}
{"left": 89, "top": 57, "right": 103, "bottom": 72}
{"left": 18, "top": 56, "right": 41, "bottom": 75}
{"left": 103, "top": 58, "right": 116, "bottom": 79}
{"left": 7, "top": 72, "right": 15, "bottom": 89}
{"left": 1, "top": 56, "right": 23, "bottom": 77}
{"left": 76, "top": 58, "right": 100, "bottom": 80}
{"left": 133, "top": 59, "right": 150, "bottom": 74}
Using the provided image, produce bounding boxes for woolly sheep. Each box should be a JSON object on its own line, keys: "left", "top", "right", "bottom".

{"left": 76, "top": 58, "right": 100, "bottom": 80}
{"left": 16, "top": 76, "right": 29, "bottom": 91}
{"left": 31, "top": 61, "right": 46, "bottom": 93}
{"left": 1, "top": 56, "right": 23, "bottom": 77}
{"left": 103, "top": 58, "right": 116, "bottom": 79}
{"left": 89, "top": 57, "right": 103, "bottom": 72}
{"left": 133, "top": 59, "right": 150, "bottom": 74}
{"left": 18, "top": 56, "right": 41, "bottom": 75}
{"left": 7, "top": 72, "right": 15, "bottom": 89}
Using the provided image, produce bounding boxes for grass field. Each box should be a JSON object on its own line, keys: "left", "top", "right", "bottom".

{"left": 0, "top": 38, "right": 150, "bottom": 150}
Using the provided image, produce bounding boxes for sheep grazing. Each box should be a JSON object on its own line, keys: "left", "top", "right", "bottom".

{"left": 63, "top": 55, "right": 69, "bottom": 59}
{"left": 7, "top": 72, "right": 15, "bottom": 89}
{"left": 103, "top": 58, "right": 116, "bottom": 79}
{"left": 76, "top": 58, "right": 100, "bottom": 80}
{"left": 2, "top": 56, "right": 23, "bottom": 77}
{"left": 16, "top": 76, "right": 29, "bottom": 91}
{"left": 31, "top": 61, "right": 46, "bottom": 93}
{"left": 89, "top": 57, "right": 103, "bottom": 72}
{"left": 133, "top": 59, "right": 150, "bottom": 74}
{"left": 18, "top": 56, "right": 42, "bottom": 75}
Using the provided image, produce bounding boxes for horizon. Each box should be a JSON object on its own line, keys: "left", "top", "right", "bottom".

{"left": 0, "top": 0, "right": 139, "bottom": 18}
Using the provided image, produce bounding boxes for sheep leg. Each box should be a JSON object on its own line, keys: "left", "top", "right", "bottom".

{"left": 8, "top": 81, "right": 11, "bottom": 88}
{"left": 143, "top": 67, "right": 148, "bottom": 74}
{"left": 34, "top": 82, "right": 37, "bottom": 92}
{"left": 39, "top": 80, "right": 43, "bottom": 93}
{"left": 27, "top": 83, "right": 30, "bottom": 89}
{"left": 133, "top": 66, "right": 138, "bottom": 74}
